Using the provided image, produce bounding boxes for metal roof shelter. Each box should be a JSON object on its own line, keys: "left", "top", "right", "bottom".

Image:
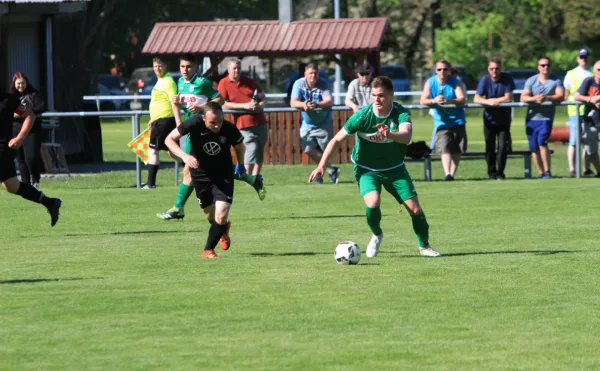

{"left": 142, "top": 18, "right": 395, "bottom": 78}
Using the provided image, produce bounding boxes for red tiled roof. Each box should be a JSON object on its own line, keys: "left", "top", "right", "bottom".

{"left": 142, "top": 18, "right": 393, "bottom": 57}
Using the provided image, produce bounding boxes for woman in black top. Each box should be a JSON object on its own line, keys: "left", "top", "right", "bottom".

{"left": 10, "top": 72, "right": 45, "bottom": 188}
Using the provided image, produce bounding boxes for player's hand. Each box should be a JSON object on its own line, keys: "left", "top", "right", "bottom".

{"left": 305, "top": 101, "right": 316, "bottom": 111}
{"left": 234, "top": 164, "right": 247, "bottom": 177}
{"left": 147, "top": 120, "right": 153, "bottom": 128}
{"left": 376, "top": 124, "right": 390, "bottom": 138}
{"left": 308, "top": 166, "right": 324, "bottom": 183}
{"left": 246, "top": 101, "right": 258, "bottom": 111}
{"left": 171, "top": 94, "right": 181, "bottom": 105}
{"left": 8, "top": 137, "right": 23, "bottom": 149}
{"left": 486, "top": 99, "right": 500, "bottom": 107}
{"left": 183, "top": 155, "right": 199, "bottom": 169}
{"left": 189, "top": 103, "right": 205, "bottom": 114}
{"left": 535, "top": 94, "right": 545, "bottom": 104}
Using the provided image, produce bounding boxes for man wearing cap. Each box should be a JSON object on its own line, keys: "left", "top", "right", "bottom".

{"left": 564, "top": 48, "right": 593, "bottom": 177}
{"left": 345, "top": 64, "right": 374, "bottom": 113}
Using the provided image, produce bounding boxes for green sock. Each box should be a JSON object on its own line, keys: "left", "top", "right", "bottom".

{"left": 366, "top": 206, "right": 382, "bottom": 235}
{"left": 174, "top": 184, "right": 194, "bottom": 208}
{"left": 232, "top": 165, "right": 255, "bottom": 186}
{"left": 411, "top": 212, "right": 430, "bottom": 247}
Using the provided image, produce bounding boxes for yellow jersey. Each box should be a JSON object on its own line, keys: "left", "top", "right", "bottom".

{"left": 149, "top": 72, "right": 178, "bottom": 121}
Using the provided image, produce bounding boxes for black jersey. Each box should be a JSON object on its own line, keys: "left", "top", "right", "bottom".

{"left": 177, "top": 115, "right": 243, "bottom": 177}
{"left": 0, "top": 91, "right": 23, "bottom": 146}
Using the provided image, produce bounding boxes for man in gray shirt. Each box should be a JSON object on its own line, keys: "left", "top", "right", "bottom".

{"left": 520, "top": 56, "right": 565, "bottom": 179}
{"left": 345, "top": 64, "right": 373, "bottom": 112}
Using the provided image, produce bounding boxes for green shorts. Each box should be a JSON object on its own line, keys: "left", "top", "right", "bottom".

{"left": 354, "top": 165, "right": 417, "bottom": 204}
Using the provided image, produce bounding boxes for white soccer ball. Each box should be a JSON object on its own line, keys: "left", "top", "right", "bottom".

{"left": 334, "top": 241, "right": 361, "bottom": 265}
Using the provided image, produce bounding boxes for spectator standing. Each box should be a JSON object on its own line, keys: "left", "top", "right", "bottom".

{"left": 10, "top": 72, "right": 44, "bottom": 189}
{"left": 420, "top": 60, "right": 467, "bottom": 181}
{"left": 290, "top": 63, "right": 340, "bottom": 184}
{"left": 564, "top": 48, "right": 593, "bottom": 177}
{"left": 474, "top": 59, "right": 516, "bottom": 180}
{"left": 574, "top": 60, "right": 600, "bottom": 177}
{"left": 520, "top": 56, "right": 565, "bottom": 179}
{"left": 218, "top": 58, "right": 268, "bottom": 177}
{"left": 344, "top": 64, "right": 373, "bottom": 112}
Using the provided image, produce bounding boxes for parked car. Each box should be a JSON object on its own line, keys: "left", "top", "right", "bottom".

{"left": 379, "top": 65, "right": 411, "bottom": 100}
{"left": 96, "top": 75, "right": 126, "bottom": 111}
{"left": 125, "top": 68, "right": 182, "bottom": 109}
{"left": 506, "top": 68, "right": 537, "bottom": 90}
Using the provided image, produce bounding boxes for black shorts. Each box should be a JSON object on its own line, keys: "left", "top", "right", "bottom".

{"left": 149, "top": 117, "right": 177, "bottom": 151}
{"left": 0, "top": 147, "right": 17, "bottom": 182}
{"left": 193, "top": 175, "right": 234, "bottom": 209}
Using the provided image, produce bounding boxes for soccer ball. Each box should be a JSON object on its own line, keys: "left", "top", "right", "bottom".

{"left": 334, "top": 241, "right": 361, "bottom": 265}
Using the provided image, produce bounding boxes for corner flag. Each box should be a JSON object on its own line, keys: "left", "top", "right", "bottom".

{"left": 127, "top": 128, "right": 151, "bottom": 164}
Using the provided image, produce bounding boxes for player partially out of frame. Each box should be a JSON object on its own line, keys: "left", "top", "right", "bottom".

{"left": 164, "top": 102, "right": 246, "bottom": 259}
{"left": 308, "top": 76, "right": 441, "bottom": 258}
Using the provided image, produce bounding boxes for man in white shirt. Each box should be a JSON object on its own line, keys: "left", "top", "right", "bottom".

{"left": 564, "top": 48, "right": 593, "bottom": 177}
{"left": 345, "top": 64, "right": 374, "bottom": 112}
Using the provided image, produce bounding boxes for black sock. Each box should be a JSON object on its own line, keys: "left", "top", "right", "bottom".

{"left": 205, "top": 220, "right": 227, "bottom": 251}
{"left": 147, "top": 164, "right": 159, "bottom": 186}
{"left": 16, "top": 182, "right": 52, "bottom": 207}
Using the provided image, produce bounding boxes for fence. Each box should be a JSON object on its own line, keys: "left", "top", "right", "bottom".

{"left": 41, "top": 101, "right": 586, "bottom": 188}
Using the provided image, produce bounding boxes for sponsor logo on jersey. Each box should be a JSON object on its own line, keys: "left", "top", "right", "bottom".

{"left": 203, "top": 141, "right": 221, "bottom": 155}
{"left": 358, "top": 131, "right": 391, "bottom": 143}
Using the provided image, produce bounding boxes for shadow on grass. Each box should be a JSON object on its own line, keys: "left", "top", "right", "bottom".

{"left": 250, "top": 252, "right": 329, "bottom": 257}
{"left": 397, "top": 250, "right": 582, "bottom": 258}
{"left": 63, "top": 230, "right": 191, "bottom": 237}
{"left": 0, "top": 277, "right": 105, "bottom": 285}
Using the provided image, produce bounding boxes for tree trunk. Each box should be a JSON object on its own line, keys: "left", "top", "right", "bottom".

{"left": 405, "top": 6, "right": 430, "bottom": 77}
{"left": 365, "top": 0, "right": 377, "bottom": 17}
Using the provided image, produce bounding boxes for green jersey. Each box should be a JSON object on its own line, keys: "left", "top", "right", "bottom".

{"left": 177, "top": 74, "right": 220, "bottom": 119}
{"left": 344, "top": 102, "right": 412, "bottom": 171}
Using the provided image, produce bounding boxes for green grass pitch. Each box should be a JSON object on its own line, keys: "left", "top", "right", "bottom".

{"left": 1, "top": 106, "right": 599, "bottom": 370}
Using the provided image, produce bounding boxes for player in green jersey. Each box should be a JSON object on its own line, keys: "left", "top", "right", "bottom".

{"left": 309, "top": 76, "right": 440, "bottom": 258}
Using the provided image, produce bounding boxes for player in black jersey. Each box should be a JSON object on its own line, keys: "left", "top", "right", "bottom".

{"left": 165, "top": 102, "right": 246, "bottom": 258}
{"left": 0, "top": 90, "right": 61, "bottom": 226}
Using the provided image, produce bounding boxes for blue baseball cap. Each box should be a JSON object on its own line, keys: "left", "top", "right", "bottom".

{"left": 578, "top": 48, "right": 590, "bottom": 57}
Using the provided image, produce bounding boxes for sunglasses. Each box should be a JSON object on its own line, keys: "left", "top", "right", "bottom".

{"left": 580, "top": 56, "right": 589, "bottom": 59}
{"left": 489, "top": 67, "right": 501, "bottom": 70}
{"left": 538, "top": 64, "right": 552, "bottom": 67}
{"left": 436, "top": 68, "right": 448, "bottom": 72}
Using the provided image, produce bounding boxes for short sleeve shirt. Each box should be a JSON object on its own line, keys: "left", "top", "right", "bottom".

{"left": 178, "top": 75, "right": 220, "bottom": 119}
{"left": 577, "top": 77, "right": 600, "bottom": 127}
{"left": 476, "top": 73, "right": 515, "bottom": 125}
{"left": 0, "top": 91, "right": 25, "bottom": 146}
{"left": 149, "top": 73, "right": 178, "bottom": 121}
{"left": 345, "top": 79, "right": 372, "bottom": 109}
{"left": 217, "top": 76, "right": 267, "bottom": 130}
{"left": 344, "top": 102, "right": 411, "bottom": 171}
{"left": 523, "top": 74, "right": 563, "bottom": 121}
{"left": 291, "top": 77, "right": 332, "bottom": 128}
{"left": 427, "top": 75, "right": 466, "bottom": 131}
{"left": 177, "top": 116, "right": 243, "bottom": 177}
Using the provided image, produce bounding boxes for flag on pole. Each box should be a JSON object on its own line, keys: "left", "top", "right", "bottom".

{"left": 127, "top": 128, "right": 151, "bottom": 164}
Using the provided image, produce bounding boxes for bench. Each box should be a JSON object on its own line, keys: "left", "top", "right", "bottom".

{"left": 411, "top": 150, "right": 554, "bottom": 181}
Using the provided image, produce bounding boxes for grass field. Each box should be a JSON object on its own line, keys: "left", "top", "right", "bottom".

{"left": 1, "top": 106, "right": 600, "bottom": 370}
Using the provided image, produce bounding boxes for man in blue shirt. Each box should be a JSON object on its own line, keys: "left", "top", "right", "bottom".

{"left": 290, "top": 63, "right": 340, "bottom": 184}
{"left": 520, "top": 56, "right": 565, "bottom": 179}
{"left": 420, "top": 59, "right": 467, "bottom": 181}
{"left": 474, "top": 59, "right": 516, "bottom": 180}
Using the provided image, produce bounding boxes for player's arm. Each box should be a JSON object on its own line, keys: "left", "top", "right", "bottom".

{"left": 210, "top": 95, "right": 224, "bottom": 105}
{"left": 308, "top": 129, "right": 350, "bottom": 183}
{"left": 172, "top": 101, "right": 182, "bottom": 127}
{"left": 384, "top": 123, "right": 412, "bottom": 144}
{"left": 233, "top": 142, "right": 246, "bottom": 174}
{"left": 290, "top": 81, "right": 307, "bottom": 110}
{"left": 164, "top": 122, "right": 199, "bottom": 168}
{"left": 9, "top": 107, "right": 36, "bottom": 149}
